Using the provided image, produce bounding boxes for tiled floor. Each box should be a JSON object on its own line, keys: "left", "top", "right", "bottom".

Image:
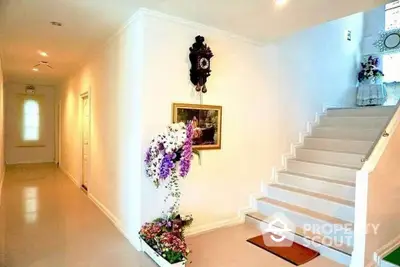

{"left": 0, "top": 164, "right": 344, "bottom": 267}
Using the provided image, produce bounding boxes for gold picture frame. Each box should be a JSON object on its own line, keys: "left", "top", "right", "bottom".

{"left": 172, "top": 103, "right": 222, "bottom": 150}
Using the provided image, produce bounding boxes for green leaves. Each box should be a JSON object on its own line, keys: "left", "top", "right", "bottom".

{"left": 164, "top": 250, "right": 184, "bottom": 264}
{"left": 192, "top": 149, "right": 201, "bottom": 165}
{"left": 192, "top": 149, "right": 200, "bottom": 157}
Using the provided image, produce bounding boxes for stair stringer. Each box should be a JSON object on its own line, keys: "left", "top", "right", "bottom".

{"left": 277, "top": 110, "right": 323, "bottom": 181}
{"left": 276, "top": 103, "right": 348, "bottom": 181}
{"left": 250, "top": 105, "right": 341, "bottom": 213}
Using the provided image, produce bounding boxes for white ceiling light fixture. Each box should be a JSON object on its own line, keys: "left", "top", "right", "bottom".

{"left": 32, "top": 67, "right": 39, "bottom": 72}
{"left": 38, "top": 50, "right": 48, "bottom": 57}
{"left": 275, "top": 0, "right": 288, "bottom": 6}
{"left": 33, "top": 61, "right": 53, "bottom": 69}
{"left": 25, "top": 85, "right": 36, "bottom": 95}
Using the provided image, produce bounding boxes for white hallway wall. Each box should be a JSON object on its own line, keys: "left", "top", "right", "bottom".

{"left": 4, "top": 83, "right": 55, "bottom": 164}
{"left": 60, "top": 9, "right": 363, "bottom": 248}
{"left": 59, "top": 14, "right": 143, "bottom": 248}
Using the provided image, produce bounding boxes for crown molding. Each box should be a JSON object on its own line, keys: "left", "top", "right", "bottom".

{"left": 136, "top": 8, "right": 264, "bottom": 47}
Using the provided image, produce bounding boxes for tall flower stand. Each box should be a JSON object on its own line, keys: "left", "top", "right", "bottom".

{"left": 356, "top": 83, "right": 387, "bottom": 106}
{"left": 141, "top": 122, "right": 195, "bottom": 267}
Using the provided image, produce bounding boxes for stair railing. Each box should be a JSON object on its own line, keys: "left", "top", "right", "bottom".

{"left": 361, "top": 99, "right": 400, "bottom": 164}
{"left": 351, "top": 99, "right": 400, "bottom": 267}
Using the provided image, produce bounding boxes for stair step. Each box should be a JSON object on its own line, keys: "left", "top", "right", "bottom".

{"left": 303, "top": 137, "right": 373, "bottom": 154}
{"left": 327, "top": 106, "right": 395, "bottom": 117}
{"left": 265, "top": 184, "right": 355, "bottom": 222}
{"left": 254, "top": 197, "right": 354, "bottom": 262}
{"left": 286, "top": 159, "right": 358, "bottom": 182}
{"left": 257, "top": 197, "right": 352, "bottom": 228}
{"left": 268, "top": 184, "right": 355, "bottom": 206}
{"left": 296, "top": 148, "right": 364, "bottom": 168}
{"left": 246, "top": 211, "right": 353, "bottom": 257}
{"left": 278, "top": 171, "right": 355, "bottom": 201}
{"left": 312, "top": 126, "right": 380, "bottom": 141}
{"left": 319, "top": 115, "right": 388, "bottom": 128}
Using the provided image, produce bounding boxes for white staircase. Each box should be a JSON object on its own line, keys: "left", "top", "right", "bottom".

{"left": 246, "top": 106, "right": 396, "bottom": 265}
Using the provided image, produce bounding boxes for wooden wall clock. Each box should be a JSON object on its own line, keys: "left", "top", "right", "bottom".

{"left": 189, "top": 36, "right": 213, "bottom": 93}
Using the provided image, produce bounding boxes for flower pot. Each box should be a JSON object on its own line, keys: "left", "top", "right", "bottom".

{"left": 141, "top": 238, "right": 186, "bottom": 267}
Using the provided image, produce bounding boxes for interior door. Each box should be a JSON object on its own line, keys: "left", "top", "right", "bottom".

{"left": 57, "top": 101, "right": 61, "bottom": 166}
{"left": 82, "top": 95, "right": 89, "bottom": 191}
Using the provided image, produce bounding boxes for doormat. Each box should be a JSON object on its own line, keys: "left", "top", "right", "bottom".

{"left": 384, "top": 247, "right": 400, "bottom": 266}
{"left": 247, "top": 233, "right": 320, "bottom": 266}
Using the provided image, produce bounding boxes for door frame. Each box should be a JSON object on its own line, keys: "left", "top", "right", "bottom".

{"left": 57, "top": 101, "right": 61, "bottom": 166}
{"left": 80, "top": 89, "right": 91, "bottom": 192}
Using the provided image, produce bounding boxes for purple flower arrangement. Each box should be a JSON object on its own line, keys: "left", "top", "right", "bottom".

{"left": 179, "top": 123, "right": 193, "bottom": 177}
{"left": 144, "top": 122, "right": 194, "bottom": 213}
{"left": 358, "top": 56, "right": 384, "bottom": 83}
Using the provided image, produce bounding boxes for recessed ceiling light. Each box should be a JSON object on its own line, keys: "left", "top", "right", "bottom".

{"left": 276, "top": 0, "right": 287, "bottom": 6}
{"left": 32, "top": 68, "right": 39, "bottom": 72}
{"left": 50, "top": 21, "right": 62, "bottom": 27}
{"left": 38, "top": 51, "right": 48, "bottom": 57}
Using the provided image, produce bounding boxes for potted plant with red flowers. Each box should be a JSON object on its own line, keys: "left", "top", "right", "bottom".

{"left": 139, "top": 213, "right": 193, "bottom": 266}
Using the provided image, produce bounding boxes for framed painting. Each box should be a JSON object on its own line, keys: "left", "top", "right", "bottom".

{"left": 172, "top": 103, "right": 222, "bottom": 150}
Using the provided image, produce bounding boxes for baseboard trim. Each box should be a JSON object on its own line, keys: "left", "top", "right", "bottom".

{"left": 323, "top": 104, "right": 344, "bottom": 112}
{"left": 58, "top": 166, "right": 141, "bottom": 251}
{"left": 186, "top": 216, "right": 244, "bottom": 237}
{"left": 59, "top": 165, "right": 80, "bottom": 187}
{"left": 186, "top": 205, "right": 254, "bottom": 237}
{"left": 87, "top": 192, "right": 126, "bottom": 236}
{"left": 6, "top": 160, "right": 55, "bottom": 165}
{"left": 374, "top": 234, "right": 400, "bottom": 266}
{"left": 58, "top": 166, "right": 119, "bottom": 226}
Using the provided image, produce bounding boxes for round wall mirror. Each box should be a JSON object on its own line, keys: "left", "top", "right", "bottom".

{"left": 384, "top": 33, "right": 400, "bottom": 49}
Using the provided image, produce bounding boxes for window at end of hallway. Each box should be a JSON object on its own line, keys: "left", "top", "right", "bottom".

{"left": 17, "top": 95, "right": 44, "bottom": 147}
{"left": 22, "top": 99, "right": 40, "bottom": 141}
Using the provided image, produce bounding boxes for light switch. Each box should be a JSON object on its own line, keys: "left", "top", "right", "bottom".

{"left": 345, "top": 30, "right": 352, "bottom": 41}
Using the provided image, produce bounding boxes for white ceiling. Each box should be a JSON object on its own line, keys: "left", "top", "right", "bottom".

{"left": 0, "top": 0, "right": 388, "bottom": 86}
